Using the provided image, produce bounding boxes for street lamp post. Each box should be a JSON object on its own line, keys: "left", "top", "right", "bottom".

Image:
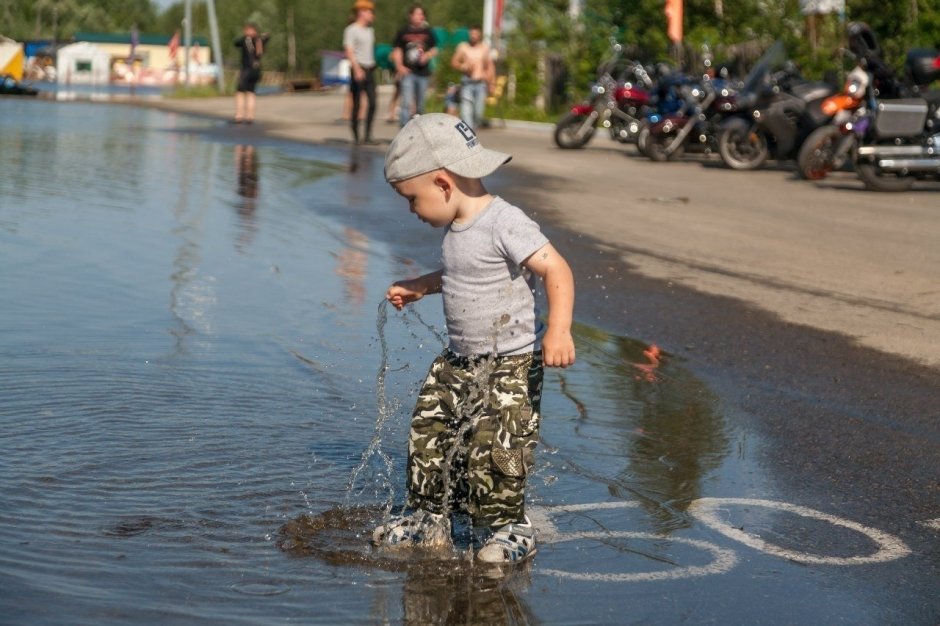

{"left": 184, "top": 0, "right": 192, "bottom": 85}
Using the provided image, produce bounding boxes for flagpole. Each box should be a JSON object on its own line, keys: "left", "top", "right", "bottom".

{"left": 205, "top": 0, "right": 225, "bottom": 93}
{"left": 483, "top": 0, "right": 494, "bottom": 46}
{"left": 184, "top": 0, "right": 192, "bottom": 85}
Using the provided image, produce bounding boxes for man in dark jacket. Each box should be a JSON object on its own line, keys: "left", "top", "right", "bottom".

{"left": 391, "top": 5, "right": 438, "bottom": 127}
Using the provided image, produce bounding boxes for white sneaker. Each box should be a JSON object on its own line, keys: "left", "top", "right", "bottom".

{"left": 476, "top": 516, "right": 537, "bottom": 563}
{"left": 371, "top": 510, "right": 451, "bottom": 548}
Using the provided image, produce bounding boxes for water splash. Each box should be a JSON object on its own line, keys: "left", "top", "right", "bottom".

{"left": 345, "top": 300, "right": 398, "bottom": 514}
{"left": 344, "top": 300, "right": 511, "bottom": 541}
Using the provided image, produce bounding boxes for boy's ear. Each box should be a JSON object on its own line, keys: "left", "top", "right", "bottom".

{"left": 432, "top": 171, "right": 453, "bottom": 194}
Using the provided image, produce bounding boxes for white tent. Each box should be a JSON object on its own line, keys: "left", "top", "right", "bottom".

{"left": 57, "top": 42, "right": 110, "bottom": 85}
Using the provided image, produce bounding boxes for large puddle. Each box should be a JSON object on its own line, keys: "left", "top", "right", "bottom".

{"left": 0, "top": 99, "right": 916, "bottom": 624}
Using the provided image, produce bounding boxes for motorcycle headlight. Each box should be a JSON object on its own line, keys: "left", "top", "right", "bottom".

{"left": 592, "top": 84, "right": 605, "bottom": 95}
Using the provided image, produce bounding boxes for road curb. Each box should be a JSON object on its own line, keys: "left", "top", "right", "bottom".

{"left": 493, "top": 118, "right": 555, "bottom": 134}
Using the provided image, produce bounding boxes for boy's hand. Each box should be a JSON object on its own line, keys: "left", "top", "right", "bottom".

{"left": 386, "top": 271, "right": 443, "bottom": 310}
{"left": 542, "top": 327, "right": 576, "bottom": 368}
{"left": 386, "top": 280, "right": 425, "bottom": 310}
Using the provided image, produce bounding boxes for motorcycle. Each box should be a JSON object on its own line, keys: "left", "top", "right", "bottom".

{"left": 717, "top": 42, "right": 836, "bottom": 170}
{"left": 637, "top": 74, "right": 738, "bottom": 162}
{"left": 845, "top": 23, "right": 940, "bottom": 191}
{"left": 554, "top": 41, "right": 653, "bottom": 149}
{"left": 796, "top": 65, "right": 869, "bottom": 180}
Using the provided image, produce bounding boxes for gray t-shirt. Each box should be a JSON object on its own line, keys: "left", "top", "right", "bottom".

{"left": 343, "top": 23, "right": 375, "bottom": 68}
{"left": 441, "top": 197, "right": 549, "bottom": 356}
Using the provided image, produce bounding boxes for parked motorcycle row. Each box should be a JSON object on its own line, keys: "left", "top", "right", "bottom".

{"left": 554, "top": 24, "right": 940, "bottom": 192}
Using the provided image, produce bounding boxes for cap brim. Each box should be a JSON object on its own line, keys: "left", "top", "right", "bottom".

{"left": 444, "top": 148, "right": 512, "bottom": 179}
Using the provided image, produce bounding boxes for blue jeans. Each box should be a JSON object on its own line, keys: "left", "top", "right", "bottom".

{"left": 460, "top": 79, "right": 487, "bottom": 130}
{"left": 400, "top": 73, "right": 430, "bottom": 127}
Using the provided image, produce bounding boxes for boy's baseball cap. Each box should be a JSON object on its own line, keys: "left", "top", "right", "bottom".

{"left": 384, "top": 113, "right": 511, "bottom": 183}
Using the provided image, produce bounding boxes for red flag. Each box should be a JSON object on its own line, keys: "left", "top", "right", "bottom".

{"left": 168, "top": 30, "right": 180, "bottom": 62}
{"left": 665, "top": 0, "right": 683, "bottom": 43}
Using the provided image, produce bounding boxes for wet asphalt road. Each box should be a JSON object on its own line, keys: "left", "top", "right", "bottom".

{"left": 547, "top": 215, "right": 940, "bottom": 604}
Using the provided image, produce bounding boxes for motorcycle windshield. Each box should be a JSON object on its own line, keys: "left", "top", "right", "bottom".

{"left": 741, "top": 41, "right": 787, "bottom": 94}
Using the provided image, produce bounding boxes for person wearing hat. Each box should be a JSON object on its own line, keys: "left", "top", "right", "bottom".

{"left": 372, "top": 113, "right": 576, "bottom": 564}
{"left": 343, "top": 0, "right": 377, "bottom": 143}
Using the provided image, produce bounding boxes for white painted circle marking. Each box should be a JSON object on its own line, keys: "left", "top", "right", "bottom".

{"left": 545, "top": 502, "right": 642, "bottom": 513}
{"left": 688, "top": 498, "right": 911, "bottom": 565}
{"left": 540, "top": 531, "right": 738, "bottom": 582}
{"left": 528, "top": 502, "right": 642, "bottom": 542}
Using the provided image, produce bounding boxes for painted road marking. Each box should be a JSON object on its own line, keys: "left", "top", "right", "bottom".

{"left": 531, "top": 502, "right": 736, "bottom": 582}
{"left": 529, "top": 502, "right": 641, "bottom": 542}
{"left": 918, "top": 518, "right": 940, "bottom": 531}
{"left": 688, "top": 498, "right": 911, "bottom": 565}
{"left": 540, "top": 531, "right": 738, "bottom": 582}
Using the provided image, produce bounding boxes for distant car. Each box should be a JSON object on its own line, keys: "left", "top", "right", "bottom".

{"left": 0, "top": 74, "right": 39, "bottom": 96}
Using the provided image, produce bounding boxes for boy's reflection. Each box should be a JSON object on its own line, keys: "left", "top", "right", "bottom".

{"left": 335, "top": 226, "right": 369, "bottom": 309}
{"left": 235, "top": 144, "right": 259, "bottom": 250}
{"left": 401, "top": 563, "right": 537, "bottom": 626}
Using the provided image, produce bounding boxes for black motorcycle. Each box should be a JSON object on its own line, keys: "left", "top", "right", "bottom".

{"left": 717, "top": 42, "right": 835, "bottom": 170}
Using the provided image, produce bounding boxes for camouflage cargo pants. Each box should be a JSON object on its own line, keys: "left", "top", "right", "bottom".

{"left": 407, "top": 350, "right": 543, "bottom": 528}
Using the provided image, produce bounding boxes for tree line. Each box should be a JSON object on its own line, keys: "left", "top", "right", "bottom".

{"left": 4, "top": 0, "right": 938, "bottom": 109}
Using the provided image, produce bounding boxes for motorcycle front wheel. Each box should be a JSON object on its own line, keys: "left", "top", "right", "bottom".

{"left": 635, "top": 122, "right": 651, "bottom": 156}
{"left": 718, "top": 126, "right": 769, "bottom": 170}
{"left": 797, "top": 126, "right": 842, "bottom": 180}
{"left": 554, "top": 112, "right": 597, "bottom": 149}
{"left": 643, "top": 130, "right": 684, "bottom": 162}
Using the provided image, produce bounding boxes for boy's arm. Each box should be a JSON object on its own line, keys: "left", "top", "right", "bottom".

{"left": 523, "top": 243, "right": 576, "bottom": 368}
{"left": 386, "top": 269, "right": 443, "bottom": 310}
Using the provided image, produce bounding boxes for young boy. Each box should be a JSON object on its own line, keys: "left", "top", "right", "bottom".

{"left": 373, "top": 113, "right": 576, "bottom": 563}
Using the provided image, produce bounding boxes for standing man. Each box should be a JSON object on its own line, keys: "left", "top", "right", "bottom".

{"left": 233, "top": 22, "right": 269, "bottom": 124}
{"left": 343, "top": 0, "right": 377, "bottom": 144}
{"left": 451, "top": 26, "right": 494, "bottom": 131}
{"left": 392, "top": 5, "right": 438, "bottom": 127}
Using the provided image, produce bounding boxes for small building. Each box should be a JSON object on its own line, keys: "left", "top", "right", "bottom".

{"left": 73, "top": 32, "right": 211, "bottom": 74}
{"left": 56, "top": 42, "right": 110, "bottom": 85}
{"left": 0, "top": 36, "right": 24, "bottom": 80}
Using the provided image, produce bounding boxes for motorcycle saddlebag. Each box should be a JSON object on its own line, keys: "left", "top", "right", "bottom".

{"left": 905, "top": 49, "right": 940, "bottom": 87}
{"left": 874, "top": 99, "right": 928, "bottom": 138}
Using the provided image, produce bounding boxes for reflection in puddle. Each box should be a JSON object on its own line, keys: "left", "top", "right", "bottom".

{"left": 168, "top": 139, "right": 215, "bottom": 356}
{"left": 334, "top": 227, "right": 369, "bottom": 309}
{"left": 541, "top": 324, "right": 729, "bottom": 533}
{"left": 279, "top": 505, "right": 538, "bottom": 625}
{"left": 234, "top": 144, "right": 259, "bottom": 250}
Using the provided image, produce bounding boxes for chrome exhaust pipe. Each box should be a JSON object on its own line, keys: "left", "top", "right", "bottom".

{"left": 876, "top": 158, "right": 940, "bottom": 172}
{"left": 858, "top": 145, "right": 934, "bottom": 158}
